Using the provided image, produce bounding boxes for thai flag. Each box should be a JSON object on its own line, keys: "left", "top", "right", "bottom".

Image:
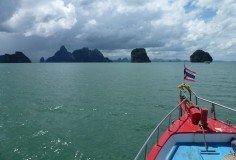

{"left": 184, "top": 65, "right": 196, "bottom": 82}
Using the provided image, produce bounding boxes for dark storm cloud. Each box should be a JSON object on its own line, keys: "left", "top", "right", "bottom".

{"left": 0, "top": 0, "right": 20, "bottom": 21}
{"left": 0, "top": 0, "right": 21, "bottom": 32}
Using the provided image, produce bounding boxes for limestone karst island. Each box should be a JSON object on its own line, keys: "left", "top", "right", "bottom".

{"left": 190, "top": 50, "right": 213, "bottom": 63}
{"left": 0, "top": 47, "right": 213, "bottom": 63}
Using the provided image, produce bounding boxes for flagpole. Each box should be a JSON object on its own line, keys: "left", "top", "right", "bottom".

{"left": 183, "top": 61, "right": 185, "bottom": 85}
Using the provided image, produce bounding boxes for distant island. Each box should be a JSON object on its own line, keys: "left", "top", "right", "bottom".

{"left": 0, "top": 47, "right": 216, "bottom": 63}
{"left": 190, "top": 50, "right": 213, "bottom": 63}
{"left": 151, "top": 58, "right": 187, "bottom": 62}
{"left": 40, "top": 57, "right": 45, "bottom": 63}
{"left": 131, "top": 48, "right": 151, "bottom": 63}
{"left": 113, "top": 58, "right": 130, "bottom": 62}
{"left": 44, "top": 46, "right": 112, "bottom": 63}
{"left": 43, "top": 46, "right": 151, "bottom": 63}
{"left": 0, "top": 51, "right": 31, "bottom": 63}
{"left": 46, "top": 46, "right": 74, "bottom": 62}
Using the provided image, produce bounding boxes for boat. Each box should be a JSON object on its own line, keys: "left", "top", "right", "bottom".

{"left": 135, "top": 83, "right": 236, "bottom": 160}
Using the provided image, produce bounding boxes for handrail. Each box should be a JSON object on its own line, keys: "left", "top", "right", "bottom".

{"left": 191, "top": 91, "right": 236, "bottom": 112}
{"left": 134, "top": 99, "right": 186, "bottom": 160}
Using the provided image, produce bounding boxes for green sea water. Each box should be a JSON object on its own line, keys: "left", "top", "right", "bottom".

{"left": 0, "top": 62, "right": 235, "bottom": 160}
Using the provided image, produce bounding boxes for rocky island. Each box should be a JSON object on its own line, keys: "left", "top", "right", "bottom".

{"left": 190, "top": 50, "right": 213, "bottom": 63}
{"left": 0, "top": 51, "right": 31, "bottom": 63}
{"left": 72, "top": 47, "right": 112, "bottom": 62}
{"left": 113, "top": 58, "right": 130, "bottom": 62}
{"left": 45, "top": 46, "right": 112, "bottom": 62}
{"left": 46, "top": 46, "right": 74, "bottom": 62}
{"left": 131, "top": 48, "right": 151, "bottom": 63}
{"left": 40, "top": 57, "right": 45, "bottom": 63}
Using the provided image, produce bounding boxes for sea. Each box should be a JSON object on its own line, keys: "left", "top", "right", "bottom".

{"left": 0, "top": 62, "right": 235, "bottom": 160}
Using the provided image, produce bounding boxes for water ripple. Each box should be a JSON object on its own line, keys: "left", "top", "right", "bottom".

{"left": 33, "top": 130, "right": 48, "bottom": 137}
{"left": 49, "top": 105, "right": 63, "bottom": 111}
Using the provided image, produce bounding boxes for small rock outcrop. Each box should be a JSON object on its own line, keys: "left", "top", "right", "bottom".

{"left": 190, "top": 50, "right": 213, "bottom": 63}
{"left": 40, "top": 57, "right": 45, "bottom": 63}
{"left": 113, "top": 58, "right": 130, "bottom": 62}
{"left": 0, "top": 51, "right": 31, "bottom": 63}
{"left": 46, "top": 46, "right": 74, "bottom": 62}
{"left": 72, "top": 47, "right": 112, "bottom": 62}
{"left": 131, "top": 48, "right": 151, "bottom": 63}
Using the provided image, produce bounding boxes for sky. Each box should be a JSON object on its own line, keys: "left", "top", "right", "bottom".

{"left": 0, "top": 0, "right": 235, "bottom": 62}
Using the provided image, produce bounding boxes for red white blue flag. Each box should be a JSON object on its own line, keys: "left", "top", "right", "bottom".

{"left": 184, "top": 65, "right": 196, "bottom": 82}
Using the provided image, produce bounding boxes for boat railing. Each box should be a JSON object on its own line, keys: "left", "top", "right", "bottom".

{"left": 183, "top": 90, "right": 236, "bottom": 126}
{"left": 135, "top": 89, "right": 236, "bottom": 160}
{"left": 134, "top": 99, "right": 187, "bottom": 160}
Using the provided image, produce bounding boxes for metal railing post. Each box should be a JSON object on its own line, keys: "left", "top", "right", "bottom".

{"left": 168, "top": 113, "right": 172, "bottom": 131}
{"left": 211, "top": 103, "right": 216, "bottom": 119}
{"left": 144, "top": 144, "right": 147, "bottom": 160}
{"left": 156, "top": 127, "right": 160, "bottom": 145}
{"left": 179, "top": 106, "right": 182, "bottom": 119}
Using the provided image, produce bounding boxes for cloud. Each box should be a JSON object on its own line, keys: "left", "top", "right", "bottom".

{"left": 2, "top": 0, "right": 77, "bottom": 37}
{"left": 74, "top": 0, "right": 186, "bottom": 50}
{"left": 182, "top": 0, "right": 236, "bottom": 59}
{"left": 0, "top": 0, "right": 235, "bottom": 61}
